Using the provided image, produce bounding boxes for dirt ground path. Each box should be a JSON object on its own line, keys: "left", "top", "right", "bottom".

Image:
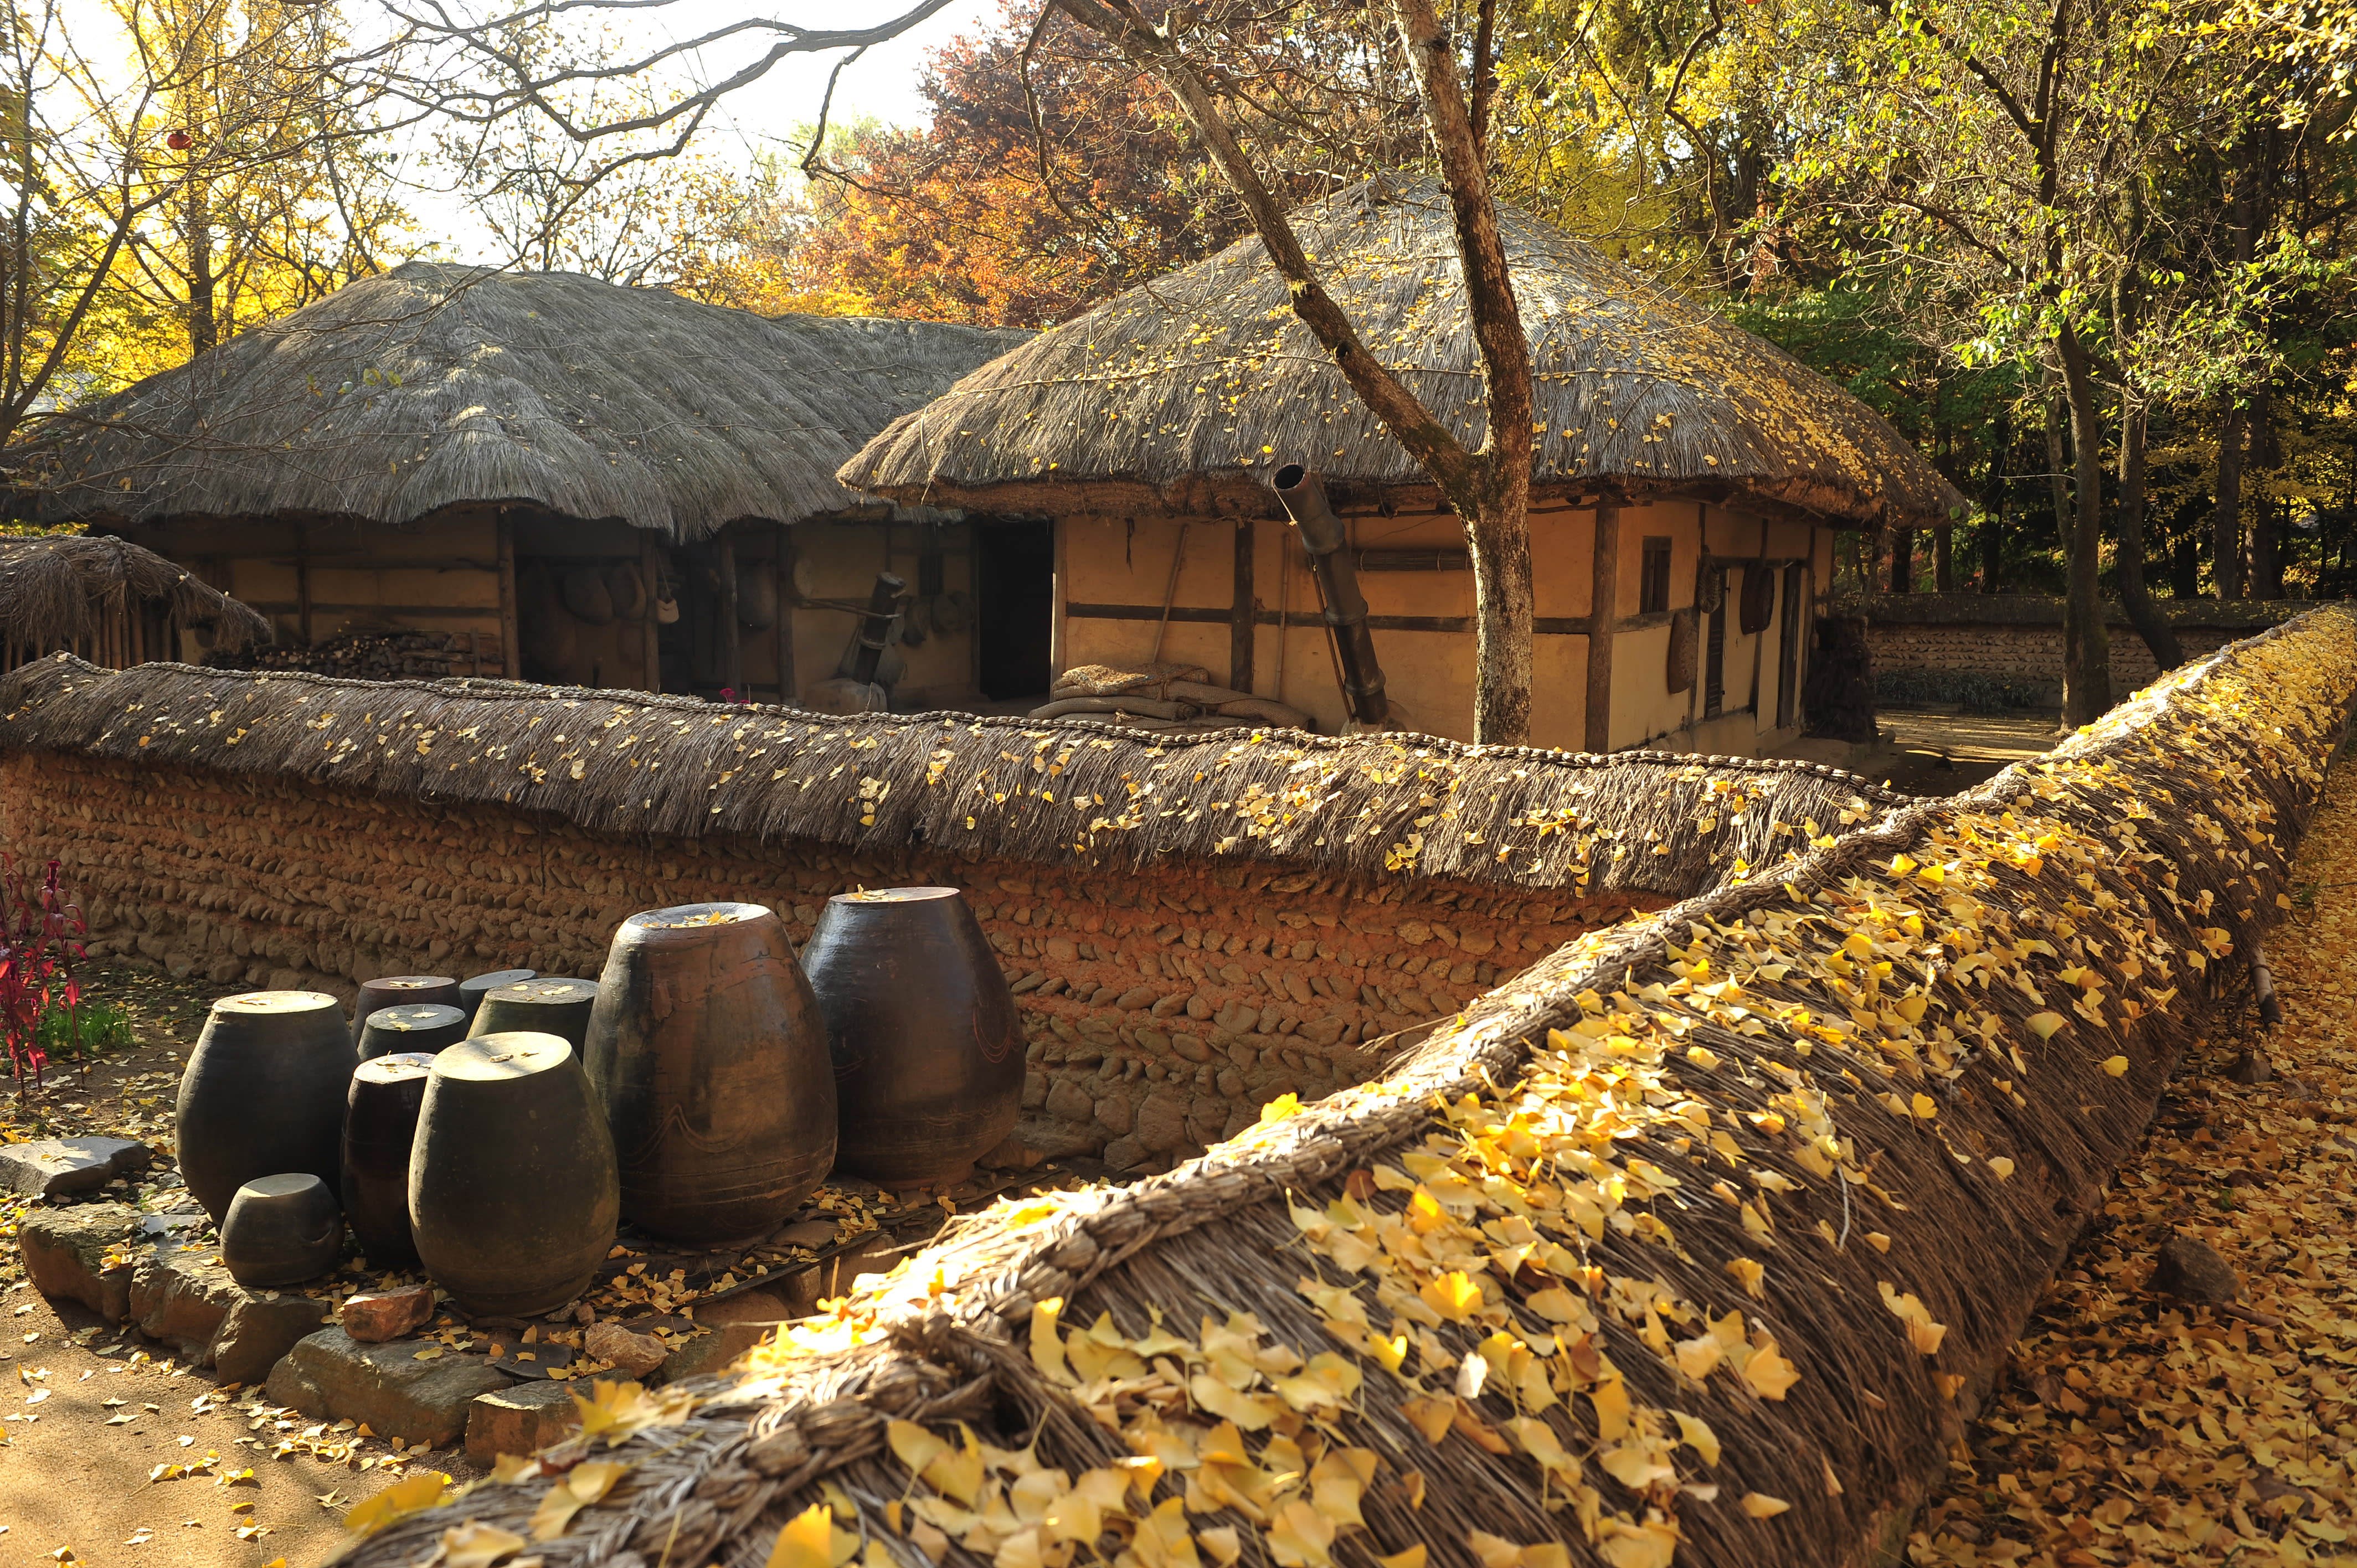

{"left": 0, "top": 971, "right": 472, "bottom": 1568}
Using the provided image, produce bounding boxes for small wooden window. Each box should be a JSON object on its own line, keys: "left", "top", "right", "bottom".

{"left": 1639, "top": 537, "right": 1672, "bottom": 615}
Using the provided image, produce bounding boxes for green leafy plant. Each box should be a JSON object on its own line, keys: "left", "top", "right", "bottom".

{"left": 35, "top": 996, "right": 133, "bottom": 1072}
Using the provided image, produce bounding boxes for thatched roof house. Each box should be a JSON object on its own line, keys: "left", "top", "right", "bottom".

{"left": 8, "top": 264, "right": 1031, "bottom": 701}
{"left": 843, "top": 178, "right": 1955, "bottom": 528}
{"left": 0, "top": 532, "right": 267, "bottom": 672}
{"left": 842, "top": 177, "right": 1963, "bottom": 754}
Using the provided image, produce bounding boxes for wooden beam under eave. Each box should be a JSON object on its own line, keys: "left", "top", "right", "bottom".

{"left": 775, "top": 523, "right": 796, "bottom": 705}
{"left": 1585, "top": 503, "right": 1619, "bottom": 754}
{"left": 640, "top": 533, "right": 662, "bottom": 694}
{"left": 719, "top": 527, "right": 743, "bottom": 698}
{"left": 496, "top": 517, "right": 519, "bottom": 679}
{"left": 1231, "top": 519, "right": 1256, "bottom": 693}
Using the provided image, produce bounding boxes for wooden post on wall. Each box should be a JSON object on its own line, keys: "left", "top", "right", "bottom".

{"left": 295, "top": 524, "right": 313, "bottom": 648}
{"left": 639, "top": 533, "right": 662, "bottom": 694}
{"left": 774, "top": 523, "right": 796, "bottom": 705}
{"left": 1230, "top": 519, "right": 1256, "bottom": 693}
{"left": 718, "top": 528, "right": 743, "bottom": 697}
{"left": 496, "top": 515, "right": 520, "bottom": 678}
{"left": 1585, "top": 504, "right": 1620, "bottom": 754}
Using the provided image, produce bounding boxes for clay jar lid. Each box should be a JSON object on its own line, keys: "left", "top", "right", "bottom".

{"left": 352, "top": 1050, "right": 437, "bottom": 1086}
{"left": 352, "top": 975, "right": 460, "bottom": 1045}
{"left": 459, "top": 968, "right": 538, "bottom": 1012}
{"left": 434, "top": 1031, "right": 575, "bottom": 1089}
{"left": 212, "top": 990, "right": 342, "bottom": 1025}
{"left": 356, "top": 1004, "right": 470, "bottom": 1061}
{"left": 630, "top": 901, "right": 768, "bottom": 930}
{"left": 471, "top": 979, "right": 599, "bottom": 1051}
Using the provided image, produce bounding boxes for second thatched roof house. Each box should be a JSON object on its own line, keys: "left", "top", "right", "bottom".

{"left": 0, "top": 533, "right": 269, "bottom": 673}
{"left": 11, "top": 262, "right": 1031, "bottom": 704}
{"left": 843, "top": 176, "right": 1962, "bottom": 751}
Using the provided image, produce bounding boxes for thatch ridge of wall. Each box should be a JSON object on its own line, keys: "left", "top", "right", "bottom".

{"left": 0, "top": 534, "right": 269, "bottom": 652}
{"left": 840, "top": 175, "right": 1963, "bottom": 529}
{"left": 335, "top": 606, "right": 2357, "bottom": 1568}
{"left": 0, "top": 658, "right": 1912, "bottom": 904}
{"left": 11, "top": 263, "right": 1031, "bottom": 538}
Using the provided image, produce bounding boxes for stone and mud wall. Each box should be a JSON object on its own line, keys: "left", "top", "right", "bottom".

{"left": 1864, "top": 593, "right": 2313, "bottom": 702}
{"left": 3, "top": 750, "right": 1645, "bottom": 1175}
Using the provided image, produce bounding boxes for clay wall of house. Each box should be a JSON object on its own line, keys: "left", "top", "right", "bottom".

{"left": 1053, "top": 498, "right": 1825, "bottom": 754}
{"left": 6, "top": 750, "right": 1648, "bottom": 1175}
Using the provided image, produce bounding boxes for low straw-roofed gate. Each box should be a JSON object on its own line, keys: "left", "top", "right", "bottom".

{"left": 2, "top": 610, "right": 2350, "bottom": 1567}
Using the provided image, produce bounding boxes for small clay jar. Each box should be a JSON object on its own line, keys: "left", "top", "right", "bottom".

{"left": 356, "top": 1003, "right": 470, "bottom": 1062}
{"left": 470, "top": 979, "right": 599, "bottom": 1053}
{"left": 584, "top": 902, "right": 836, "bottom": 1245}
{"left": 178, "top": 991, "right": 353, "bottom": 1221}
{"left": 459, "top": 968, "right": 538, "bottom": 1016}
{"left": 342, "top": 1052, "right": 437, "bottom": 1269}
{"left": 351, "top": 976, "right": 461, "bottom": 1048}
{"left": 409, "top": 1033, "right": 619, "bottom": 1317}
{"left": 801, "top": 887, "right": 1024, "bottom": 1189}
{"left": 220, "top": 1173, "right": 344, "bottom": 1287}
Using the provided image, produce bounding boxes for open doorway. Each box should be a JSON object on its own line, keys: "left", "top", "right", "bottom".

{"left": 976, "top": 520, "right": 1054, "bottom": 700}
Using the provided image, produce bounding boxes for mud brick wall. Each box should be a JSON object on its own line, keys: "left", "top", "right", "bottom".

{"left": 4, "top": 751, "right": 1653, "bottom": 1175}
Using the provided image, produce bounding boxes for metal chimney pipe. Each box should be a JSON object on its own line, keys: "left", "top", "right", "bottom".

{"left": 1271, "top": 465, "right": 1389, "bottom": 727}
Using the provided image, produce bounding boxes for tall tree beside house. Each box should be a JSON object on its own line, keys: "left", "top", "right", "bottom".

{"left": 96, "top": 0, "right": 402, "bottom": 378}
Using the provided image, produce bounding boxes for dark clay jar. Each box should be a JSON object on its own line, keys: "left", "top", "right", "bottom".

{"left": 800, "top": 887, "right": 1023, "bottom": 1189}
{"left": 356, "top": 1003, "right": 470, "bottom": 1062}
{"left": 350, "top": 976, "right": 460, "bottom": 1046}
{"left": 178, "top": 991, "right": 353, "bottom": 1221}
{"left": 342, "top": 1052, "right": 438, "bottom": 1270}
{"left": 220, "top": 1173, "right": 343, "bottom": 1287}
{"left": 459, "top": 969, "right": 538, "bottom": 1015}
{"left": 409, "top": 1032, "right": 618, "bottom": 1317}
{"left": 470, "top": 979, "right": 599, "bottom": 1053}
{"left": 583, "top": 902, "right": 836, "bottom": 1245}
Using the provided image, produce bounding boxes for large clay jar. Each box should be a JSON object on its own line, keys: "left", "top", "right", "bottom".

{"left": 220, "top": 1174, "right": 343, "bottom": 1287}
{"left": 178, "top": 991, "right": 353, "bottom": 1221}
{"left": 350, "top": 976, "right": 460, "bottom": 1046}
{"left": 356, "top": 1003, "right": 470, "bottom": 1062}
{"left": 801, "top": 888, "right": 1024, "bottom": 1189}
{"left": 583, "top": 903, "right": 836, "bottom": 1245}
{"left": 459, "top": 968, "right": 537, "bottom": 1016}
{"left": 471, "top": 979, "right": 599, "bottom": 1052}
{"left": 410, "top": 1033, "right": 618, "bottom": 1318}
{"left": 342, "top": 1052, "right": 438, "bottom": 1269}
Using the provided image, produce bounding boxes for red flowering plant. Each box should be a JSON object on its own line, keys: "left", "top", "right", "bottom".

{"left": 0, "top": 855, "right": 86, "bottom": 1090}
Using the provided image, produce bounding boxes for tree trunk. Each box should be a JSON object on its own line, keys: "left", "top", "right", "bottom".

{"left": 1581, "top": 503, "right": 1615, "bottom": 753}
{"left": 2056, "top": 327, "right": 2111, "bottom": 726}
{"left": 1980, "top": 412, "right": 2009, "bottom": 593}
{"left": 2114, "top": 400, "right": 2181, "bottom": 670}
{"left": 2212, "top": 395, "right": 2246, "bottom": 600}
{"left": 1887, "top": 529, "right": 1912, "bottom": 592}
{"left": 2043, "top": 393, "right": 2073, "bottom": 560}
{"left": 1933, "top": 527, "right": 1953, "bottom": 592}
{"left": 186, "top": 176, "right": 217, "bottom": 357}
{"left": 2252, "top": 488, "right": 2281, "bottom": 602}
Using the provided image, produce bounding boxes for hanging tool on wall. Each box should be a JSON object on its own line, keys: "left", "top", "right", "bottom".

{"left": 848, "top": 571, "right": 908, "bottom": 687}
{"left": 1272, "top": 465, "right": 1390, "bottom": 728}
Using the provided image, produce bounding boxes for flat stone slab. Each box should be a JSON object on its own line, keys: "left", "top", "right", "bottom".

{"left": 125, "top": 1238, "right": 333, "bottom": 1379}
{"left": 19, "top": 1202, "right": 142, "bottom": 1321}
{"left": 266, "top": 1329, "right": 514, "bottom": 1447}
{"left": 0, "top": 1138, "right": 153, "bottom": 1198}
{"left": 466, "top": 1381, "right": 583, "bottom": 1466}
{"left": 658, "top": 1319, "right": 785, "bottom": 1386}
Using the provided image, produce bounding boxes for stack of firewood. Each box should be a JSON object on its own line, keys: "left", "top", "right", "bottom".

{"left": 1028, "top": 663, "right": 1313, "bottom": 733}
{"left": 210, "top": 631, "right": 491, "bottom": 682}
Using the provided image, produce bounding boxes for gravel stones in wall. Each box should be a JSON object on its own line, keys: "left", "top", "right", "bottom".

{"left": 3, "top": 752, "right": 1659, "bottom": 1174}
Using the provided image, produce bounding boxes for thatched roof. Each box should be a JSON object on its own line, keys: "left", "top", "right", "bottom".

{"left": 9, "top": 264, "right": 1030, "bottom": 539}
{"left": 324, "top": 607, "right": 2353, "bottom": 1568}
{"left": 0, "top": 654, "right": 1910, "bottom": 905}
{"left": 0, "top": 533, "right": 269, "bottom": 653}
{"left": 841, "top": 177, "right": 1964, "bottom": 527}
